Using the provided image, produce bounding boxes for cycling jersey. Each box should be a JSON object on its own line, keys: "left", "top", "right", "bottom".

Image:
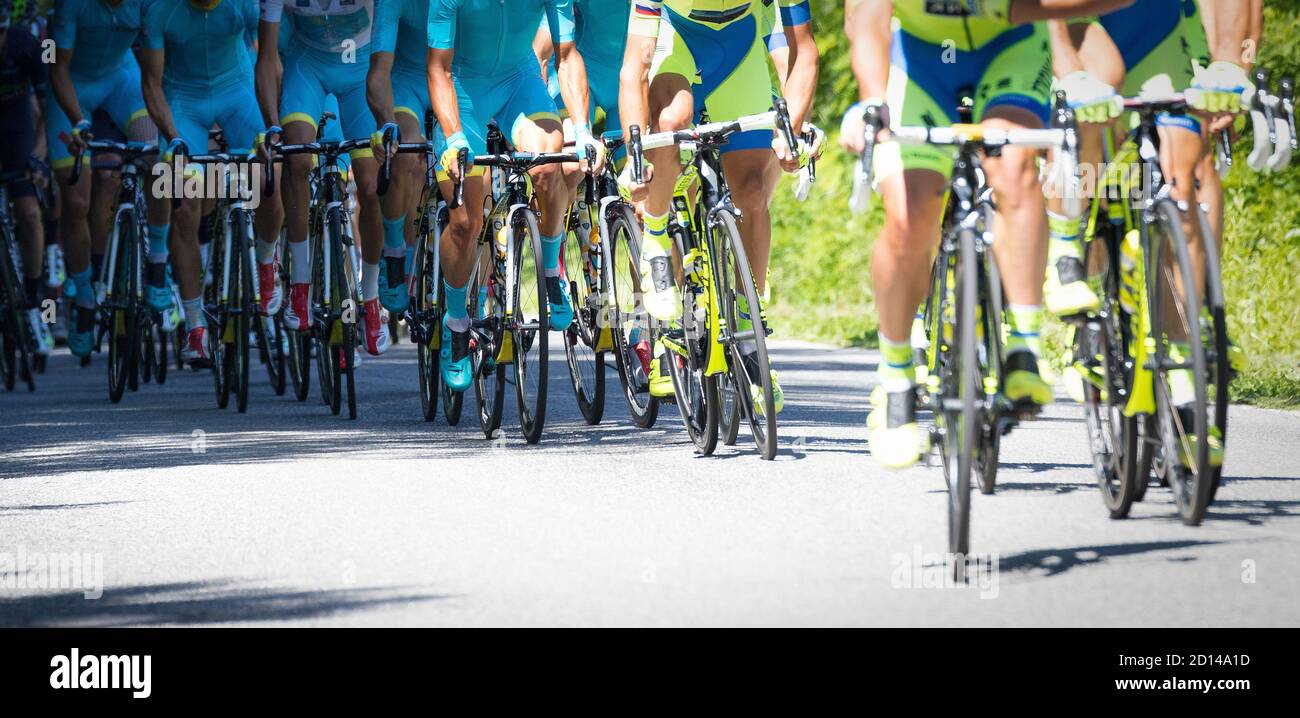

{"left": 548, "top": 0, "right": 627, "bottom": 131}
{"left": 47, "top": 0, "right": 151, "bottom": 168}
{"left": 143, "top": 0, "right": 262, "bottom": 155}
{"left": 0, "top": 23, "right": 43, "bottom": 196}
{"left": 428, "top": 0, "right": 574, "bottom": 155}
{"left": 262, "top": 0, "right": 377, "bottom": 146}
{"left": 890, "top": 0, "right": 1013, "bottom": 50}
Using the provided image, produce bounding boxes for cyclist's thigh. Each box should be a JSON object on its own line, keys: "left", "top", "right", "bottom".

{"left": 392, "top": 69, "right": 431, "bottom": 140}
{"left": 649, "top": 18, "right": 697, "bottom": 127}
{"left": 0, "top": 111, "right": 37, "bottom": 199}
{"left": 103, "top": 60, "right": 156, "bottom": 142}
{"left": 1102, "top": 0, "right": 1195, "bottom": 96}
{"left": 500, "top": 64, "right": 561, "bottom": 152}
{"left": 450, "top": 76, "right": 491, "bottom": 177}
{"left": 975, "top": 25, "right": 1052, "bottom": 129}
{"left": 212, "top": 82, "right": 263, "bottom": 154}
{"left": 879, "top": 169, "right": 948, "bottom": 242}
{"left": 280, "top": 52, "right": 329, "bottom": 136}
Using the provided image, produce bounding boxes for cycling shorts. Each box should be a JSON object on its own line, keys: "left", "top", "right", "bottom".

{"left": 1099, "top": 0, "right": 1203, "bottom": 135}
{"left": 46, "top": 58, "right": 150, "bottom": 169}
{"left": 652, "top": 8, "right": 771, "bottom": 154}
{"left": 454, "top": 58, "right": 559, "bottom": 173}
{"left": 876, "top": 23, "right": 1053, "bottom": 180}
{"left": 280, "top": 50, "right": 376, "bottom": 158}
{"left": 169, "top": 80, "right": 262, "bottom": 157}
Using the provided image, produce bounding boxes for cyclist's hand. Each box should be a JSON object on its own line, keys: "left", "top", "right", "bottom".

{"left": 840, "top": 100, "right": 888, "bottom": 154}
{"left": 574, "top": 123, "right": 606, "bottom": 175}
{"left": 1057, "top": 71, "right": 1122, "bottom": 124}
{"left": 957, "top": 0, "right": 1011, "bottom": 21}
{"left": 162, "top": 138, "right": 187, "bottom": 165}
{"left": 771, "top": 130, "right": 805, "bottom": 173}
{"left": 1209, "top": 113, "right": 1237, "bottom": 134}
{"left": 1188, "top": 61, "right": 1251, "bottom": 114}
{"left": 256, "top": 125, "right": 282, "bottom": 161}
{"left": 370, "top": 122, "right": 400, "bottom": 160}
{"left": 68, "top": 119, "right": 93, "bottom": 154}
{"left": 804, "top": 123, "right": 827, "bottom": 160}
{"left": 617, "top": 159, "right": 653, "bottom": 203}
{"left": 440, "top": 130, "right": 471, "bottom": 183}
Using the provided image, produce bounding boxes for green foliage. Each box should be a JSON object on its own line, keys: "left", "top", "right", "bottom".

{"left": 768, "top": 2, "right": 1300, "bottom": 406}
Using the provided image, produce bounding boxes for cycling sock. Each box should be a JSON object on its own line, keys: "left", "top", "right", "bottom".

{"left": 70, "top": 268, "right": 96, "bottom": 310}
{"left": 182, "top": 297, "right": 204, "bottom": 329}
{"left": 476, "top": 285, "right": 488, "bottom": 318}
{"left": 1047, "top": 211, "right": 1083, "bottom": 265}
{"left": 443, "top": 279, "right": 469, "bottom": 332}
{"left": 361, "top": 262, "right": 380, "bottom": 302}
{"left": 541, "top": 232, "right": 564, "bottom": 278}
{"left": 382, "top": 215, "right": 407, "bottom": 256}
{"left": 289, "top": 241, "right": 310, "bottom": 284}
{"left": 404, "top": 246, "right": 415, "bottom": 278}
{"left": 911, "top": 308, "right": 928, "bottom": 349}
{"left": 147, "top": 224, "right": 170, "bottom": 265}
{"left": 255, "top": 238, "right": 277, "bottom": 265}
{"left": 643, "top": 211, "right": 671, "bottom": 254}
{"left": 1167, "top": 342, "right": 1196, "bottom": 406}
{"left": 1005, "top": 304, "right": 1043, "bottom": 358}
{"left": 877, "top": 332, "right": 915, "bottom": 392}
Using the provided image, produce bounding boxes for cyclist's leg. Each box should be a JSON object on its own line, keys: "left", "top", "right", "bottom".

{"left": 166, "top": 90, "right": 214, "bottom": 338}
{"left": 501, "top": 62, "right": 571, "bottom": 330}
{"left": 379, "top": 71, "right": 429, "bottom": 313}
{"left": 1, "top": 106, "right": 51, "bottom": 353}
{"left": 278, "top": 53, "right": 327, "bottom": 330}
{"left": 976, "top": 25, "right": 1055, "bottom": 406}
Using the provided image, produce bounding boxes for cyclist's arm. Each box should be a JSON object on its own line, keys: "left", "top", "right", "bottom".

{"left": 1007, "top": 0, "right": 1134, "bottom": 24}
{"left": 779, "top": 5, "right": 817, "bottom": 136}
{"left": 846, "top": 0, "right": 890, "bottom": 103}
{"left": 48, "top": 48, "right": 84, "bottom": 128}
{"left": 554, "top": 41, "right": 592, "bottom": 132}
{"left": 255, "top": 20, "right": 283, "bottom": 128}
{"left": 366, "top": 52, "right": 397, "bottom": 128}
{"left": 618, "top": 7, "right": 658, "bottom": 143}
{"left": 533, "top": 21, "right": 554, "bottom": 82}
{"left": 138, "top": 48, "right": 180, "bottom": 144}
{"left": 1200, "top": 0, "right": 1253, "bottom": 66}
{"left": 1048, "top": 19, "right": 1123, "bottom": 88}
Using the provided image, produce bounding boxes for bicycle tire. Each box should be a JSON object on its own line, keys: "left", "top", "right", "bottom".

{"left": 715, "top": 209, "right": 777, "bottom": 460}
{"left": 974, "top": 248, "right": 1002, "bottom": 494}
{"left": 562, "top": 194, "right": 605, "bottom": 425}
{"left": 1195, "top": 207, "right": 1230, "bottom": 504}
{"left": 415, "top": 237, "right": 441, "bottom": 422}
{"left": 1148, "top": 199, "right": 1213, "bottom": 526}
{"left": 512, "top": 208, "right": 548, "bottom": 444}
{"left": 474, "top": 248, "right": 506, "bottom": 438}
{"left": 666, "top": 224, "right": 718, "bottom": 456}
{"left": 605, "top": 206, "right": 659, "bottom": 428}
{"left": 107, "top": 218, "right": 138, "bottom": 403}
{"left": 234, "top": 212, "right": 253, "bottom": 413}
{"left": 1, "top": 226, "right": 34, "bottom": 392}
{"left": 939, "top": 228, "right": 979, "bottom": 569}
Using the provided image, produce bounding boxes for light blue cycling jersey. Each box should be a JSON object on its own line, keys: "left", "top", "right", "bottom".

{"left": 373, "top": 0, "right": 427, "bottom": 76}
{"left": 143, "top": 0, "right": 260, "bottom": 93}
{"left": 51, "top": 0, "right": 145, "bottom": 81}
{"left": 573, "top": 0, "right": 627, "bottom": 72}
{"left": 260, "top": 0, "right": 374, "bottom": 59}
{"left": 427, "top": 0, "right": 574, "bottom": 79}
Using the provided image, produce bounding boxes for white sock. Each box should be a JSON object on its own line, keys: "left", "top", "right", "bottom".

{"left": 361, "top": 262, "right": 379, "bottom": 302}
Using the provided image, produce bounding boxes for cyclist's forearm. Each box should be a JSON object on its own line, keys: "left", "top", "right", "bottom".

{"left": 1009, "top": 0, "right": 1134, "bottom": 24}
{"left": 618, "top": 34, "right": 655, "bottom": 139}
{"left": 782, "top": 24, "right": 818, "bottom": 132}
{"left": 533, "top": 25, "right": 554, "bottom": 81}
{"left": 49, "top": 51, "right": 83, "bottom": 128}
{"left": 366, "top": 56, "right": 397, "bottom": 128}
{"left": 847, "top": 0, "right": 891, "bottom": 101}
{"left": 1200, "top": 0, "right": 1252, "bottom": 66}
{"left": 139, "top": 50, "right": 180, "bottom": 142}
{"left": 556, "top": 44, "right": 592, "bottom": 131}
{"left": 428, "top": 50, "right": 462, "bottom": 139}
{"left": 255, "top": 21, "right": 282, "bottom": 127}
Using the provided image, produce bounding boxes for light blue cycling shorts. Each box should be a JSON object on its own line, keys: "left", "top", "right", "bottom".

{"left": 47, "top": 57, "right": 150, "bottom": 169}
{"left": 455, "top": 58, "right": 559, "bottom": 166}
{"left": 281, "top": 49, "right": 376, "bottom": 157}
{"left": 170, "top": 79, "right": 262, "bottom": 156}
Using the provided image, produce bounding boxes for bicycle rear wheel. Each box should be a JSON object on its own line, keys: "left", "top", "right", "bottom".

{"left": 232, "top": 212, "right": 253, "bottom": 413}
{"left": 512, "top": 209, "right": 548, "bottom": 444}
{"left": 1148, "top": 200, "right": 1214, "bottom": 525}
{"left": 605, "top": 206, "right": 659, "bottom": 428}
{"left": 1, "top": 229, "right": 34, "bottom": 392}
{"left": 1195, "top": 208, "right": 1230, "bottom": 504}
{"left": 666, "top": 229, "right": 718, "bottom": 456}
{"left": 715, "top": 209, "right": 776, "bottom": 460}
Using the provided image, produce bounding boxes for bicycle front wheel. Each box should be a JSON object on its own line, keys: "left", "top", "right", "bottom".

{"left": 939, "top": 228, "right": 979, "bottom": 567}
{"left": 562, "top": 194, "right": 605, "bottom": 425}
{"left": 512, "top": 208, "right": 548, "bottom": 444}
{"left": 605, "top": 205, "right": 658, "bottom": 428}
{"left": 107, "top": 220, "right": 139, "bottom": 403}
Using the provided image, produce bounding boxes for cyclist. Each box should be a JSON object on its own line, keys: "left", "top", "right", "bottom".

{"left": 428, "top": 0, "right": 605, "bottom": 393}
{"left": 49, "top": 0, "right": 172, "bottom": 359}
{"left": 0, "top": 0, "right": 53, "bottom": 356}
{"left": 839, "top": 0, "right": 1135, "bottom": 470}
{"left": 140, "top": 0, "right": 269, "bottom": 367}
{"left": 255, "top": 0, "right": 393, "bottom": 356}
{"left": 1049, "top": 0, "right": 1255, "bottom": 466}
{"left": 366, "top": 0, "right": 435, "bottom": 318}
{"left": 617, "top": 0, "right": 814, "bottom": 413}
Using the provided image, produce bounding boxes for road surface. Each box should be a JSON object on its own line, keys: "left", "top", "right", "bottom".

{"left": 1, "top": 339, "right": 1297, "bottom": 626}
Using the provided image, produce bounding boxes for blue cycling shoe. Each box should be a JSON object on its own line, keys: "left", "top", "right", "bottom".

{"left": 439, "top": 322, "right": 474, "bottom": 393}
{"left": 146, "top": 263, "right": 174, "bottom": 314}
{"left": 379, "top": 255, "right": 409, "bottom": 313}
{"left": 546, "top": 276, "right": 574, "bottom": 333}
{"left": 68, "top": 305, "right": 96, "bottom": 358}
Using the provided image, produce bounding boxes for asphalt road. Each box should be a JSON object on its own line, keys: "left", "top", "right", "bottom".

{"left": 1, "top": 338, "right": 1297, "bottom": 627}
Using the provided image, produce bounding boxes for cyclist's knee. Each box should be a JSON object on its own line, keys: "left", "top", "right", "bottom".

{"left": 14, "top": 195, "right": 42, "bottom": 230}
{"left": 655, "top": 102, "right": 693, "bottom": 133}
{"left": 285, "top": 154, "right": 312, "bottom": 183}
{"left": 984, "top": 150, "right": 1042, "bottom": 209}
{"left": 531, "top": 163, "right": 562, "bottom": 198}
{"left": 446, "top": 207, "right": 479, "bottom": 243}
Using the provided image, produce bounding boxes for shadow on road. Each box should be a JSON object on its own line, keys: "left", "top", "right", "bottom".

{"left": 0, "top": 580, "right": 451, "bottom": 627}
{"left": 998, "top": 539, "right": 1220, "bottom": 578}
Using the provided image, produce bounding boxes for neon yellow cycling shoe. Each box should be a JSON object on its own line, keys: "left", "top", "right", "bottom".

{"left": 1174, "top": 407, "right": 1225, "bottom": 468}
{"left": 648, "top": 354, "right": 675, "bottom": 398}
{"left": 1044, "top": 257, "right": 1100, "bottom": 317}
{"left": 867, "top": 385, "right": 927, "bottom": 469}
{"left": 748, "top": 367, "right": 785, "bottom": 417}
{"left": 1004, "top": 351, "right": 1054, "bottom": 407}
{"left": 639, "top": 242, "right": 679, "bottom": 322}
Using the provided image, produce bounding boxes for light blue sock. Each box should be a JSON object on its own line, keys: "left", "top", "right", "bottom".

{"left": 404, "top": 246, "right": 415, "bottom": 277}
{"left": 541, "top": 232, "right": 564, "bottom": 278}
{"left": 147, "top": 224, "right": 170, "bottom": 264}
{"left": 383, "top": 215, "right": 406, "bottom": 257}
{"left": 71, "top": 268, "right": 95, "bottom": 309}
{"left": 444, "top": 279, "right": 469, "bottom": 332}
